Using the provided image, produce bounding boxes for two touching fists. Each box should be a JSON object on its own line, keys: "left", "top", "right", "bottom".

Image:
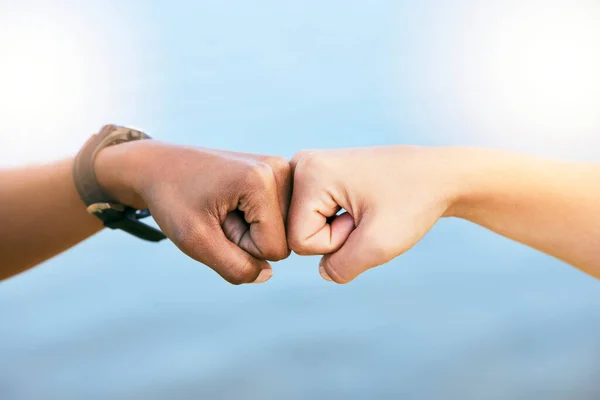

{"left": 98, "top": 141, "right": 457, "bottom": 284}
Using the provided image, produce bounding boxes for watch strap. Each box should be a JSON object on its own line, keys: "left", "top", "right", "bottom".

{"left": 73, "top": 125, "right": 167, "bottom": 242}
{"left": 73, "top": 124, "right": 150, "bottom": 206}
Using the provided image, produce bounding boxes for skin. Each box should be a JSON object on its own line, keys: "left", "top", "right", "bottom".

{"left": 0, "top": 140, "right": 291, "bottom": 283}
{"left": 0, "top": 158, "right": 103, "bottom": 279}
{"left": 2, "top": 141, "right": 598, "bottom": 285}
{"left": 287, "top": 146, "right": 600, "bottom": 283}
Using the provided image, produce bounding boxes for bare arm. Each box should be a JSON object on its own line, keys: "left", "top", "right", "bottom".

{"left": 448, "top": 148, "right": 600, "bottom": 277}
{"left": 0, "top": 158, "right": 103, "bottom": 279}
{"left": 287, "top": 146, "right": 600, "bottom": 283}
{"left": 0, "top": 145, "right": 150, "bottom": 280}
{"left": 1, "top": 140, "right": 292, "bottom": 283}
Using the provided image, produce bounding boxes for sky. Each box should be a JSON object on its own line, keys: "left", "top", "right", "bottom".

{"left": 1, "top": 1, "right": 600, "bottom": 399}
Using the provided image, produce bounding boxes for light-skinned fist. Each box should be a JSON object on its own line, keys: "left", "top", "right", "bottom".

{"left": 287, "top": 146, "right": 462, "bottom": 283}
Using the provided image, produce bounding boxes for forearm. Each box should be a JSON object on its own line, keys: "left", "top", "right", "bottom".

{"left": 0, "top": 144, "right": 143, "bottom": 280}
{"left": 447, "top": 147, "right": 600, "bottom": 277}
{"left": 0, "top": 159, "right": 102, "bottom": 279}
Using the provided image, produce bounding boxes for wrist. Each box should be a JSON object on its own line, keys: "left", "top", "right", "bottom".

{"left": 437, "top": 146, "right": 488, "bottom": 220}
{"left": 441, "top": 146, "right": 520, "bottom": 220}
{"left": 94, "top": 141, "right": 149, "bottom": 210}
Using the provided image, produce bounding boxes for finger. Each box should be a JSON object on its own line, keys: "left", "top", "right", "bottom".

{"left": 290, "top": 207, "right": 355, "bottom": 255}
{"left": 173, "top": 216, "right": 272, "bottom": 285}
{"left": 289, "top": 150, "right": 316, "bottom": 173}
{"left": 319, "top": 216, "right": 396, "bottom": 284}
{"left": 222, "top": 210, "right": 265, "bottom": 259}
{"left": 208, "top": 152, "right": 291, "bottom": 255}
{"left": 287, "top": 154, "right": 354, "bottom": 255}
{"left": 224, "top": 176, "right": 291, "bottom": 261}
{"left": 262, "top": 156, "right": 293, "bottom": 222}
{"left": 239, "top": 167, "right": 289, "bottom": 261}
{"left": 221, "top": 152, "right": 292, "bottom": 221}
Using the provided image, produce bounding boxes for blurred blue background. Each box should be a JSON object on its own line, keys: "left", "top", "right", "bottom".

{"left": 1, "top": 0, "right": 600, "bottom": 399}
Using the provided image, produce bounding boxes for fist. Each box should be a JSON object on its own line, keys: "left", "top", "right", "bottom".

{"left": 287, "top": 146, "right": 460, "bottom": 283}
{"left": 108, "top": 141, "right": 292, "bottom": 284}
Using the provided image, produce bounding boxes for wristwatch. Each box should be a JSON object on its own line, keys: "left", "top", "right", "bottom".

{"left": 72, "top": 124, "right": 167, "bottom": 242}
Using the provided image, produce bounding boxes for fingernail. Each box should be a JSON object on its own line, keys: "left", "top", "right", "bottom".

{"left": 252, "top": 268, "right": 273, "bottom": 284}
{"left": 319, "top": 264, "right": 333, "bottom": 282}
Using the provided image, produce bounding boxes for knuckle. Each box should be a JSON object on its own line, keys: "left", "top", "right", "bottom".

{"left": 325, "top": 258, "right": 352, "bottom": 284}
{"left": 275, "top": 245, "right": 292, "bottom": 261}
{"left": 294, "top": 152, "right": 327, "bottom": 177}
{"left": 225, "top": 259, "right": 259, "bottom": 285}
{"left": 291, "top": 150, "right": 315, "bottom": 165}
{"left": 263, "top": 155, "right": 291, "bottom": 175}
{"left": 245, "top": 162, "right": 275, "bottom": 186}
{"left": 287, "top": 234, "right": 308, "bottom": 255}
{"left": 289, "top": 240, "right": 319, "bottom": 256}
{"left": 224, "top": 274, "right": 246, "bottom": 285}
{"left": 292, "top": 248, "right": 312, "bottom": 256}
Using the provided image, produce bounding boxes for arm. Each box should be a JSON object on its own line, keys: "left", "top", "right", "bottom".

{"left": 1, "top": 139, "right": 291, "bottom": 283}
{"left": 287, "top": 146, "right": 600, "bottom": 283}
{"left": 448, "top": 148, "right": 600, "bottom": 277}
{"left": 0, "top": 158, "right": 103, "bottom": 279}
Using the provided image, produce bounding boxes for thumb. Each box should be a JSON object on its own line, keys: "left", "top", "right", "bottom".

{"left": 318, "top": 215, "right": 397, "bottom": 284}
{"left": 148, "top": 194, "right": 272, "bottom": 285}
{"left": 201, "top": 226, "right": 273, "bottom": 285}
{"left": 167, "top": 216, "right": 272, "bottom": 285}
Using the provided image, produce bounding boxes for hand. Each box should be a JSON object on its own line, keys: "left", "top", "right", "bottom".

{"left": 287, "top": 146, "right": 462, "bottom": 283}
{"left": 96, "top": 141, "right": 292, "bottom": 284}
